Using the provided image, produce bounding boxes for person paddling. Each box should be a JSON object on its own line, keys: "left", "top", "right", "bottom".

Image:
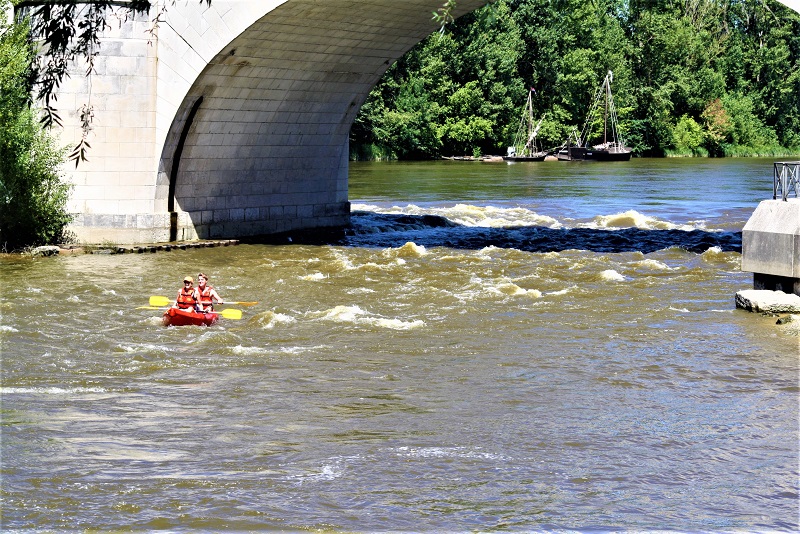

{"left": 194, "top": 272, "right": 223, "bottom": 312}
{"left": 174, "top": 276, "right": 199, "bottom": 311}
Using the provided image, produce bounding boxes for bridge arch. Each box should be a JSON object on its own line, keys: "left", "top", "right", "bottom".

{"left": 60, "top": 0, "right": 487, "bottom": 243}
{"left": 48, "top": 0, "right": 800, "bottom": 243}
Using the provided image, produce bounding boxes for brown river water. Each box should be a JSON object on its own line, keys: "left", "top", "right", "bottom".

{"left": 1, "top": 158, "right": 798, "bottom": 531}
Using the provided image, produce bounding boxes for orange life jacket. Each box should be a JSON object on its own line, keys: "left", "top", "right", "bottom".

{"left": 197, "top": 285, "right": 215, "bottom": 310}
{"left": 177, "top": 286, "right": 196, "bottom": 309}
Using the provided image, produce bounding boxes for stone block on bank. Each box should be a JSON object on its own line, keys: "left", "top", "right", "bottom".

{"left": 735, "top": 289, "right": 800, "bottom": 314}
{"left": 31, "top": 246, "right": 60, "bottom": 256}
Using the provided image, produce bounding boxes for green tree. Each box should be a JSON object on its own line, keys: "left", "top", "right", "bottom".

{"left": 352, "top": 0, "right": 527, "bottom": 158}
{"left": 724, "top": 0, "right": 800, "bottom": 149}
{"left": 352, "top": 0, "right": 800, "bottom": 159}
{"left": 0, "top": 16, "right": 72, "bottom": 251}
{"left": 701, "top": 97, "right": 733, "bottom": 155}
{"left": 720, "top": 92, "right": 780, "bottom": 154}
{"left": 671, "top": 115, "right": 706, "bottom": 156}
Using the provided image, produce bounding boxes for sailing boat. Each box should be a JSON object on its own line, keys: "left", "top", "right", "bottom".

{"left": 504, "top": 88, "right": 547, "bottom": 162}
{"left": 557, "top": 71, "right": 632, "bottom": 161}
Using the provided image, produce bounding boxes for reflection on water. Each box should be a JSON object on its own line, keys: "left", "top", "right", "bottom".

{"left": 1, "top": 159, "right": 798, "bottom": 531}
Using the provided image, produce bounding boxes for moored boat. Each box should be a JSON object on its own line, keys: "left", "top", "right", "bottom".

{"left": 557, "top": 143, "right": 632, "bottom": 162}
{"left": 557, "top": 71, "right": 631, "bottom": 162}
{"left": 162, "top": 307, "right": 219, "bottom": 327}
{"left": 504, "top": 88, "right": 548, "bottom": 162}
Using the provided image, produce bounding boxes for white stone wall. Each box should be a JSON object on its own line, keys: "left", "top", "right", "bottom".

{"left": 52, "top": 0, "right": 488, "bottom": 243}
{"left": 58, "top": 9, "right": 158, "bottom": 223}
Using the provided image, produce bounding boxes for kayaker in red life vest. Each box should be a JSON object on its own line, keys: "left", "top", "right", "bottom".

{"left": 194, "top": 272, "right": 223, "bottom": 312}
{"left": 174, "top": 276, "right": 200, "bottom": 311}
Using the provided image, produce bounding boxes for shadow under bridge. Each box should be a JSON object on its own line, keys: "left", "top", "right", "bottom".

{"left": 159, "top": 0, "right": 490, "bottom": 242}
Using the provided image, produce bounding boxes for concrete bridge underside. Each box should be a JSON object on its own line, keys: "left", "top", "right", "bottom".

{"left": 61, "top": 0, "right": 487, "bottom": 243}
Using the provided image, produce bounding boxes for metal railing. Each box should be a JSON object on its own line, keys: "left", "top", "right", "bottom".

{"left": 773, "top": 161, "right": 800, "bottom": 201}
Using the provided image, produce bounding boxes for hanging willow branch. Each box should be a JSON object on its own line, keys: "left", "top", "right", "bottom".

{"left": 432, "top": 1, "right": 497, "bottom": 36}
{"left": 432, "top": 0, "right": 458, "bottom": 34}
{"left": 18, "top": 0, "right": 465, "bottom": 165}
{"left": 16, "top": 0, "right": 210, "bottom": 165}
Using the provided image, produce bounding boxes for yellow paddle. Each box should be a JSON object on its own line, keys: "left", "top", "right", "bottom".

{"left": 137, "top": 305, "right": 242, "bottom": 320}
{"left": 149, "top": 296, "right": 258, "bottom": 307}
{"left": 213, "top": 308, "right": 242, "bottom": 320}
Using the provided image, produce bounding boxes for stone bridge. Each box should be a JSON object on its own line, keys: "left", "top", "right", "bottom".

{"left": 55, "top": 0, "right": 487, "bottom": 243}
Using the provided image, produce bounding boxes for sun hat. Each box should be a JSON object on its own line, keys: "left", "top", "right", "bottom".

{"left": 184, "top": 276, "right": 193, "bottom": 283}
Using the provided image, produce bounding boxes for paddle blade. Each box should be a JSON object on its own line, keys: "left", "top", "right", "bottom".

{"left": 149, "top": 296, "right": 171, "bottom": 307}
{"left": 228, "top": 301, "right": 258, "bottom": 306}
{"left": 137, "top": 306, "right": 166, "bottom": 310}
{"left": 219, "top": 308, "right": 242, "bottom": 320}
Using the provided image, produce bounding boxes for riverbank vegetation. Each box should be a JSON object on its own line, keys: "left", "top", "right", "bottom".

{"left": 350, "top": 0, "right": 800, "bottom": 159}
{"left": 0, "top": 14, "right": 72, "bottom": 251}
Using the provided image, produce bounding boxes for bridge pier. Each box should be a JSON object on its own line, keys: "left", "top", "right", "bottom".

{"left": 741, "top": 198, "right": 800, "bottom": 297}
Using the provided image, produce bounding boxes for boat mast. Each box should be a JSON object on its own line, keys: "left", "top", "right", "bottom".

{"left": 526, "top": 89, "right": 533, "bottom": 155}
{"left": 604, "top": 71, "right": 612, "bottom": 146}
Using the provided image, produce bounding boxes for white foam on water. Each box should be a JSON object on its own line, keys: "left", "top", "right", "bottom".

{"left": 351, "top": 203, "right": 727, "bottom": 234}
{"left": 313, "top": 305, "right": 425, "bottom": 330}
{"left": 316, "top": 304, "right": 366, "bottom": 323}
{"left": 251, "top": 311, "right": 297, "bottom": 329}
{"left": 490, "top": 282, "right": 543, "bottom": 298}
{"left": 329, "top": 251, "right": 357, "bottom": 271}
{"left": 300, "top": 272, "right": 327, "bottom": 281}
{"left": 145, "top": 316, "right": 163, "bottom": 326}
{"left": 700, "top": 246, "right": 737, "bottom": 263}
{"left": 0, "top": 325, "right": 19, "bottom": 333}
{"left": 371, "top": 317, "right": 425, "bottom": 330}
{"left": 278, "top": 344, "right": 331, "bottom": 355}
{"left": 354, "top": 262, "right": 391, "bottom": 273}
{"left": 231, "top": 345, "right": 270, "bottom": 356}
{"left": 598, "top": 269, "right": 625, "bottom": 282}
{"left": 632, "top": 258, "right": 677, "bottom": 271}
{"left": 583, "top": 209, "right": 700, "bottom": 231}
{"left": 1, "top": 386, "right": 108, "bottom": 395}
{"left": 439, "top": 204, "right": 561, "bottom": 228}
{"left": 352, "top": 203, "right": 562, "bottom": 229}
{"left": 452, "top": 276, "right": 544, "bottom": 302}
{"left": 546, "top": 286, "right": 577, "bottom": 296}
{"left": 346, "top": 287, "right": 376, "bottom": 294}
{"left": 382, "top": 242, "right": 427, "bottom": 258}
{"left": 114, "top": 343, "right": 169, "bottom": 354}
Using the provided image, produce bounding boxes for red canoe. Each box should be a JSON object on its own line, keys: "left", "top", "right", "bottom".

{"left": 162, "top": 307, "right": 219, "bottom": 327}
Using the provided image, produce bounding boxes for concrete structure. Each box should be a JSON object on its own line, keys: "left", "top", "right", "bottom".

{"left": 741, "top": 199, "right": 800, "bottom": 296}
{"left": 49, "top": 0, "right": 487, "bottom": 243}
{"left": 735, "top": 289, "right": 800, "bottom": 314}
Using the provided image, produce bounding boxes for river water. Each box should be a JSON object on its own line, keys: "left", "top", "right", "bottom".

{"left": 2, "top": 158, "right": 798, "bottom": 531}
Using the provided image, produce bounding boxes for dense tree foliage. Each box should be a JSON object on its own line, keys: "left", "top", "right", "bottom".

{"left": 351, "top": 0, "right": 800, "bottom": 159}
{"left": 0, "top": 15, "right": 72, "bottom": 251}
